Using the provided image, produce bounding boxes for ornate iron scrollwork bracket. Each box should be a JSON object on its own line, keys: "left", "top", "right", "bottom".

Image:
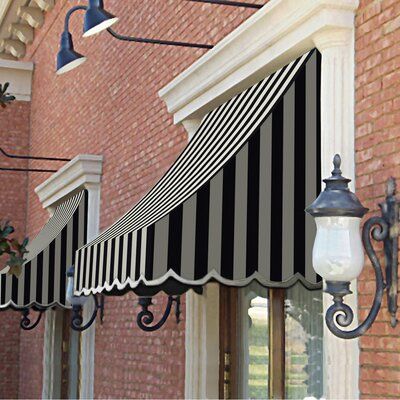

{"left": 71, "top": 294, "right": 105, "bottom": 332}
{"left": 137, "top": 296, "right": 181, "bottom": 332}
{"left": 20, "top": 308, "right": 44, "bottom": 331}
{"left": 325, "top": 177, "right": 399, "bottom": 339}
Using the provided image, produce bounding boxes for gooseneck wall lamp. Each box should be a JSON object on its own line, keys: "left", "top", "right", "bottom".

{"left": 57, "top": 0, "right": 213, "bottom": 75}
{"left": 66, "top": 266, "right": 104, "bottom": 331}
{"left": 306, "top": 155, "right": 399, "bottom": 339}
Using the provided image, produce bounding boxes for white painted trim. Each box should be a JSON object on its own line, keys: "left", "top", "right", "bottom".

{"left": 38, "top": 155, "right": 103, "bottom": 400}
{"left": 184, "top": 119, "right": 219, "bottom": 400}
{"left": 185, "top": 284, "right": 220, "bottom": 399}
{"left": 315, "top": 26, "right": 360, "bottom": 400}
{"left": 164, "top": 0, "right": 360, "bottom": 398}
{"left": 0, "top": 59, "right": 33, "bottom": 71}
{"left": 0, "top": 59, "right": 33, "bottom": 101}
{"left": 160, "top": 0, "right": 358, "bottom": 125}
{"left": 42, "top": 310, "right": 64, "bottom": 399}
{"left": 35, "top": 154, "right": 103, "bottom": 209}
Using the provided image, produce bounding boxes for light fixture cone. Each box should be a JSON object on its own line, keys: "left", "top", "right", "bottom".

{"left": 56, "top": 31, "right": 87, "bottom": 75}
{"left": 83, "top": 0, "right": 118, "bottom": 37}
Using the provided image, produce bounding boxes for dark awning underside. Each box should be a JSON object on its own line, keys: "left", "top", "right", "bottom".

{"left": 75, "top": 50, "right": 322, "bottom": 297}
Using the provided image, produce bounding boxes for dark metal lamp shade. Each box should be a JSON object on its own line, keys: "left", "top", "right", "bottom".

{"left": 56, "top": 31, "right": 87, "bottom": 75}
{"left": 83, "top": 0, "right": 118, "bottom": 37}
{"left": 305, "top": 154, "right": 368, "bottom": 218}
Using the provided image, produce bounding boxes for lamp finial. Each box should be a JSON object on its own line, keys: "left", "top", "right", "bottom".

{"left": 332, "top": 154, "right": 342, "bottom": 176}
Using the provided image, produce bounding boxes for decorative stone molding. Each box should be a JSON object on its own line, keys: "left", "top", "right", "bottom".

{"left": 162, "top": 0, "right": 360, "bottom": 398}
{"left": 159, "top": 0, "right": 359, "bottom": 125}
{"left": 18, "top": 6, "right": 44, "bottom": 29}
{"left": 9, "top": 23, "right": 34, "bottom": 45}
{"left": 0, "top": 0, "right": 53, "bottom": 60}
{"left": 1, "top": 39, "right": 25, "bottom": 58}
{"left": 0, "top": 59, "right": 33, "bottom": 101}
{"left": 35, "top": 154, "right": 103, "bottom": 210}
{"left": 182, "top": 118, "right": 202, "bottom": 139}
{"left": 36, "top": 154, "right": 103, "bottom": 400}
{"left": 33, "top": 0, "right": 55, "bottom": 13}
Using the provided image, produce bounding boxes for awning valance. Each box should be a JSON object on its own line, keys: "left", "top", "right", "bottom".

{"left": 0, "top": 190, "right": 88, "bottom": 310}
{"left": 75, "top": 50, "right": 321, "bottom": 297}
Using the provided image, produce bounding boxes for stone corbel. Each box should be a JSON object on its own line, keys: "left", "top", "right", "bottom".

{"left": 0, "top": 52, "right": 16, "bottom": 60}
{"left": 33, "top": 0, "right": 54, "bottom": 12}
{"left": 1, "top": 39, "right": 25, "bottom": 58}
{"left": 182, "top": 118, "right": 202, "bottom": 140}
{"left": 9, "top": 23, "right": 34, "bottom": 45}
{"left": 18, "top": 6, "right": 44, "bottom": 29}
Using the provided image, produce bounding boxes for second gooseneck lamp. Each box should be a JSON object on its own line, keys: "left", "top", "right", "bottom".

{"left": 56, "top": 0, "right": 214, "bottom": 75}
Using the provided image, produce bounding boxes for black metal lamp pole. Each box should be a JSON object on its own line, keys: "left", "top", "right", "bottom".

{"left": 306, "top": 154, "right": 399, "bottom": 339}
{"left": 187, "top": 0, "right": 263, "bottom": 9}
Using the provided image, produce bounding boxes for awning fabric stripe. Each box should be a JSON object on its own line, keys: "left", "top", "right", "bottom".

{"left": 0, "top": 190, "right": 88, "bottom": 310}
{"left": 75, "top": 50, "right": 321, "bottom": 296}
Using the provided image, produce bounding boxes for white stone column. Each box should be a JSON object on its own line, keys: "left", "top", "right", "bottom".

{"left": 313, "top": 27, "right": 360, "bottom": 400}
{"left": 79, "top": 183, "right": 101, "bottom": 400}
{"left": 185, "top": 284, "right": 220, "bottom": 399}
{"left": 36, "top": 155, "right": 103, "bottom": 399}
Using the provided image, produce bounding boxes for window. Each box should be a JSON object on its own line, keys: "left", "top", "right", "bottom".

{"left": 220, "top": 283, "right": 323, "bottom": 399}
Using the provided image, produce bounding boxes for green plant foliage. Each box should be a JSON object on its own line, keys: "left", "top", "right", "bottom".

{"left": 0, "top": 221, "right": 28, "bottom": 277}
{"left": 0, "top": 82, "right": 16, "bottom": 108}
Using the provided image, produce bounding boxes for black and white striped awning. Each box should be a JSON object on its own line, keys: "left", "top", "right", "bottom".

{"left": 0, "top": 190, "right": 88, "bottom": 310}
{"left": 75, "top": 50, "right": 322, "bottom": 297}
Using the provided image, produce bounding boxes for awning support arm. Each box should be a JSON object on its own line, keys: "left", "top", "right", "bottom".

{"left": 20, "top": 308, "right": 43, "bottom": 330}
{"left": 70, "top": 294, "right": 105, "bottom": 332}
{"left": 137, "top": 296, "right": 181, "bottom": 332}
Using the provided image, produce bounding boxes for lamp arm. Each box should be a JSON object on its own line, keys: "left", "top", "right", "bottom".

{"left": 107, "top": 28, "right": 213, "bottom": 49}
{"left": 64, "top": 5, "right": 87, "bottom": 31}
{"left": 325, "top": 216, "right": 387, "bottom": 339}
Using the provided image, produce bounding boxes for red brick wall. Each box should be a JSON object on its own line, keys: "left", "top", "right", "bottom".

{"left": 20, "top": 0, "right": 259, "bottom": 398}
{"left": 0, "top": 100, "right": 30, "bottom": 398}
{"left": 355, "top": 0, "right": 400, "bottom": 398}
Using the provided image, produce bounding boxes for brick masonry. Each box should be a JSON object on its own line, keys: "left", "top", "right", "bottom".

{"left": 1, "top": 0, "right": 399, "bottom": 398}
{"left": 0, "top": 101, "right": 30, "bottom": 399}
{"left": 355, "top": 0, "right": 400, "bottom": 398}
{"left": 18, "top": 0, "right": 258, "bottom": 398}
